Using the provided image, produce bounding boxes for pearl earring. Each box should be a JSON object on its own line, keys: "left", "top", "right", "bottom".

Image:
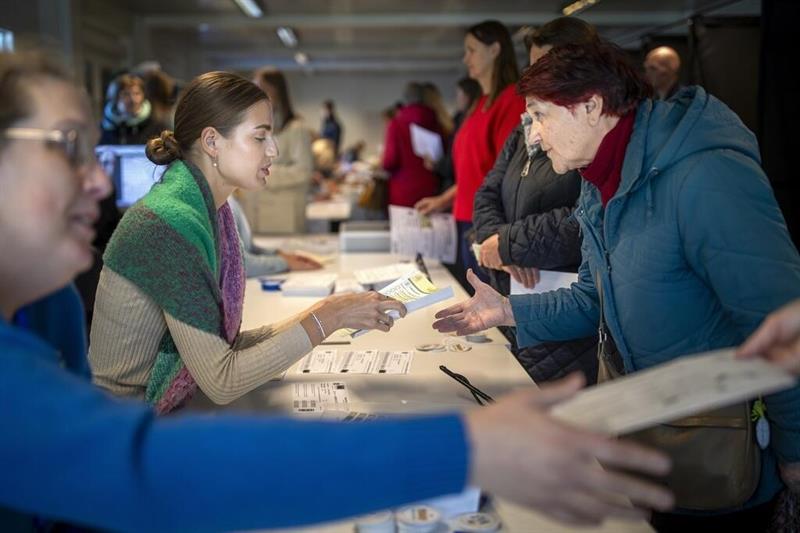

{"left": 212, "top": 157, "right": 218, "bottom": 168}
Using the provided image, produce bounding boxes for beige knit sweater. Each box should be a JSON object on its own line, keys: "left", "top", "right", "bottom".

{"left": 89, "top": 268, "right": 312, "bottom": 404}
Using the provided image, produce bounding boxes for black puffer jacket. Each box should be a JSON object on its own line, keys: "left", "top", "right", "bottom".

{"left": 472, "top": 125, "right": 597, "bottom": 384}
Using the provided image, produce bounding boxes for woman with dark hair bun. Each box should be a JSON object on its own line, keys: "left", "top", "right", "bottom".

{"left": 89, "top": 71, "right": 406, "bottom": 413}
{"left": 435, "top": 39, "right": 800, "bottom": 531}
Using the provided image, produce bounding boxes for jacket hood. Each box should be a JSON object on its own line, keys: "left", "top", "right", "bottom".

{"left": 620, "top": 86, "right": 760, "bottom": 194}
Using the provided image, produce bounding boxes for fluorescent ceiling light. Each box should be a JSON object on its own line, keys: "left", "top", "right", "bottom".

{"left": 232, "top": 0, "right": 263, "bottom": 18}
{"left": 277, "top": 26, "right": 298, "bottom": 48}
{"left": 562, "top": 0, "right": 600, "bottom": 16}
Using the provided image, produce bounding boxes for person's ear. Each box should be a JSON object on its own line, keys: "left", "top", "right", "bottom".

{"left": 199, "top": 126, "right": 219, "bottom": 159}
{"left": 489, "top": 41, "right": 501, "bottom": 59}
{"left": 584, "top": 95, "right": 604, "bottom": 126}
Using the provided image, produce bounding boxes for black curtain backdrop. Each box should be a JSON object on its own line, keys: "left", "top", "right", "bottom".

{"left": 758, "top": 0, "right": 799, "bottom": 248}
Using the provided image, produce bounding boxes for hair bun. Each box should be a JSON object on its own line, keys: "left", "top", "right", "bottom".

{"left": 146, "top": 130, "right": 181, "bottom": 165}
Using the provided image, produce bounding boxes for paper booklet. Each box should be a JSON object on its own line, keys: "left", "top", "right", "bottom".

{"left": 348, "top": 271, "right": 454, "bottom": 337}
{"left": 550, "top": 348, "right": 796, "bottom": 436}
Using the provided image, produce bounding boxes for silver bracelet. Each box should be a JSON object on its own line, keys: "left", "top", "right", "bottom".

{"left": 310, "top": 312, "right": 326, "bottom": 339}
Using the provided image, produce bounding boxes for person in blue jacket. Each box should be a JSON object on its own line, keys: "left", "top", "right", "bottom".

{"left": 0, "top": 51, "right": 674, "bottom": 532}
{"left": 433, "top": 40, "right": 800, "bottom": 531}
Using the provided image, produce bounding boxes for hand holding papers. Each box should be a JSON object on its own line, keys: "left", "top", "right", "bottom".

{"left": 350, "top": 271, "right": 454, "bottom": 337}
{"left": 390, "top": 205, "right": 457, "bottom": 264}
{"left": 551, "top": 348, "right": 796, "bottom": 435}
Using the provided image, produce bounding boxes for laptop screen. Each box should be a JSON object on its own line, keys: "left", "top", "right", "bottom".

{"left": 96, "top": 145, "right": 166, "bottom": 208}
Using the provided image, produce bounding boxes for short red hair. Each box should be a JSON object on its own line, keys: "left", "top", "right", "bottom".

{"left": 518, "top": 41, "right": 652, "bottom": 116}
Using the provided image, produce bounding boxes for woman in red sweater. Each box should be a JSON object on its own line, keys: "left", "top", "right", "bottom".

{"left": 416, "top": 20, "right": 524, "bottom": 286}
{"left": 382, "top": 82, "right": 443, "bottom": 207}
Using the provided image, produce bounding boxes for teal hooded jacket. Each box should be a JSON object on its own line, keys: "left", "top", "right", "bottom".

{"left": 510, "top": 86, "right": 800, "bottom": 509}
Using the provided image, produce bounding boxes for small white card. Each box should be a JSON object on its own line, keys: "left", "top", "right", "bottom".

{"left": 298, "top": 348, "right": 337, "bottom": 374}
{"left": 337, "top": 349, "right": 379, "bottom": 374}
{"left": 375, "top": 350, "right": 414, "bottom": 374}
{"left": 292, "top": 382, "right": 349, "bottom": 413}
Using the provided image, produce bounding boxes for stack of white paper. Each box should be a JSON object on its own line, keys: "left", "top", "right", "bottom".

{"left": 389, "top": 205, "right": 457, "bottom": 265}
{"left": 281, "top": 273, "right": 337, "bottom": 297}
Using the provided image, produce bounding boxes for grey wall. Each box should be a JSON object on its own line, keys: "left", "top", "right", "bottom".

{"left": 284, "top": 70, "right": 462, "bottom": 160}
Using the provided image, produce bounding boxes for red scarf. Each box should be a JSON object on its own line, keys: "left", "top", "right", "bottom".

{"left": 580, "top": 110, "right": 636, "bottom": 206}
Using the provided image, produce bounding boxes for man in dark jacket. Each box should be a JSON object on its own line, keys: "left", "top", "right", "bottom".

{"left": 472, "top": 17, "right": 600, "bottom": 384}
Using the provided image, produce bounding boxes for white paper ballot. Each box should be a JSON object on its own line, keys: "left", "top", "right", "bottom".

{"left": 389, "top": 205, "right": 457, "bottom": 264}
{"left": 296, "top": 349, "right": 414, "bottom": 375}
{"left": 510, "top": 270, "right": 578, "bottom": 295}
{"left": 410, "top": 123, "right": 444, "bottom": 162}
{"left": 338, "top": 349, "right": 379, "bottom": 374}
{"left": 551, "top": 349, "right": 796, "bottom": 435}
{"left": 350, "top": 272, "right": 454, "bottom": 337}
{"left": 375, "top": 350, "right": 414, "bottom": 374}
{"left": 297, "top": 348, "right": 337, "bottom": 374}
{"left": 292, "top": 382, "right": 349, "bottom": 413}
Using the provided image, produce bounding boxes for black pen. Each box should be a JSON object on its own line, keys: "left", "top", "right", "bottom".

{"left": 439, "top": 365, "right": 495, "bottom": 404}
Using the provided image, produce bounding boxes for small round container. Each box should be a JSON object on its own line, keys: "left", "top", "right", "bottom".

{"left": 259, "top": 277, "right": 284, "bottom": 291}
{"left": 465, "top": 333, "right": 490, "bottom": 343}
{"left": 416, "top": 343, "right": 446, "bottom": 352}
{"left": 395, "top": 505, "right": 441, "bottom": 533}
{"left": 354, "top": 510, "right": 396, "bottom": 533}
{"left": 448, "top": 512, "right": 500, "bottom": 532}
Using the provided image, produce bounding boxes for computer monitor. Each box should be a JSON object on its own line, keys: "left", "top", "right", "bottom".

{"left": 96, "top": 145, "right": 166, "bottom": 209}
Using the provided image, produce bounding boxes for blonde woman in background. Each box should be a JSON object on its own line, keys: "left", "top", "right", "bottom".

{"left": 239, "top": 67, "right": 314, "bottom": 234}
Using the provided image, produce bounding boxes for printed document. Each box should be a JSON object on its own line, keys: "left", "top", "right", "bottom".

{"left": 292, "top": 382, "right": 350, "bottom": 413}
{"left": 349, "top": 271, "right": 454, "bottom": 337}
{"left": 296, "top": 348, "right": 414, "bottom": 375}
{"left": 389, "top": 205, "right": 457, "bottom": 264}
{"left": 551, "top": 349, "right": 796, "bottom": 435}
{"left": 410, "top": 123, "right": 443, "bottom": 162}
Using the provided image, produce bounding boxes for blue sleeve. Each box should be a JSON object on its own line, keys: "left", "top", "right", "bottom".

{"left": 510, "top": 239, "right": 600, "bottom": 348}
{"left": 18, "top": 284, "right": 90, "bottom": 378}
{"left": 242, "top": 241, "right": 289, "bottom": 278}
{"left": 678, "top": 150, "right": 800, "bottom": 464}
{"left": 0, "top": 338, "right": 468, "bottom": 532}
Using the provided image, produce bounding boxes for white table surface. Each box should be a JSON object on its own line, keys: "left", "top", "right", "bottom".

{"left": 190, "top": 236, "right": 653, "bottom": 533}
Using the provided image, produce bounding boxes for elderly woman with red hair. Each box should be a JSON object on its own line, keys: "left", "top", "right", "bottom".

{"left": 434, "top": 40, "right": 800, "bottom": 531}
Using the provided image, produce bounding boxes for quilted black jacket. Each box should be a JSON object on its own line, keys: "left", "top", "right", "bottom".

{"left": 472, "top": 125, "right": 597, "bottom": 384}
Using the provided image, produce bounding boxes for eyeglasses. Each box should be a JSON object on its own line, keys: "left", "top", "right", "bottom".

{"left": 1, "top": 127, "right": 98, "bottom": 168}
{"left": 439, "top": 365, "right": 495, "bottom": 406}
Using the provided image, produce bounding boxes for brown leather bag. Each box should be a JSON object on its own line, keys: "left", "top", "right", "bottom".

{"left": 595, "top": 274, "right": 761, "bottom": 511}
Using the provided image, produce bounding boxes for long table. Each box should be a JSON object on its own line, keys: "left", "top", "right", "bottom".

{"left": 189, "top": 238, "right": 653, "bottom": 533}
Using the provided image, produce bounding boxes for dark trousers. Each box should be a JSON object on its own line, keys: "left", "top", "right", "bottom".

{"left": 456, "top": 220, "right": 488, "bottom": 295}
{"left": 650, "top": 498, "right": 778, "bottom": 533}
